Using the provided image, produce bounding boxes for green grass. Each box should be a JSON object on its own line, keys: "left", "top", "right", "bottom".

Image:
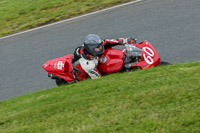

{"left": 0, "top": 0, "right": 132, "bottom": 37}
{"left": 0, "top": 62, "right": 200, "bottom": 133}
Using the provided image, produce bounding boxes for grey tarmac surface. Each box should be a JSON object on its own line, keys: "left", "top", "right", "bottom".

{"left": 0, "top": 0, "right": 200, "bottom": 101}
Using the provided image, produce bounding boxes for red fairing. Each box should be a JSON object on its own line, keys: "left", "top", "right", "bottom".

{"left": 131, "top": 40, "right": 161, "bottom": 69}
{"left": 42, "top": 54, "right": 76, "bottom": 82}
{"left": 98, "top": 48, "right": 124, "bottom": 74}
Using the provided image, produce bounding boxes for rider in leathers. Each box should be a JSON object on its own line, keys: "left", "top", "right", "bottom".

{"left": 72, "top": 34, "right": 136, "bottom": 81}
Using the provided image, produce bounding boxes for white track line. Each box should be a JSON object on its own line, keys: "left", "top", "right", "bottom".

{"left": 0, "top": 0, "right": 143, "bottom": 40}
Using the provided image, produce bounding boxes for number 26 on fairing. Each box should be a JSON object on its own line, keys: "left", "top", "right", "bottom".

{"left": 142, "top": 47, "right": 154, "bottom": 64}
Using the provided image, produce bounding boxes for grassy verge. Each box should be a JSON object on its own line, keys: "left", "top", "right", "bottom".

{"left": 0, "top": 62, "right": 200, "bottom": 133}
{"left": 0, "top": 0, "right": 132, "bottom": 37}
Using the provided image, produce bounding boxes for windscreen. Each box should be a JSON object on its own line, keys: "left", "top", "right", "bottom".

{"left": 123, "top": 44, "right": 142, "bottom": 68}
{"left": 124, "top": 44, "right": 142, "bottom": 58}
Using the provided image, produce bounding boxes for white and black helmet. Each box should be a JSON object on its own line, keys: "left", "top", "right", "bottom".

{"left": 83, "top": 34, "right": 104, "bottom": 57}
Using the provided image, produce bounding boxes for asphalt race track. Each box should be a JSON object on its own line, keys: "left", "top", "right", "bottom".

{"left": 0, "top": 0, "right": 200, "bottom": 101}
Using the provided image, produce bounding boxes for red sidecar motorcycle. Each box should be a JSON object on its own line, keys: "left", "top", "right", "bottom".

{"left": 42, "top": 40, "right": 161, "bottom": 85}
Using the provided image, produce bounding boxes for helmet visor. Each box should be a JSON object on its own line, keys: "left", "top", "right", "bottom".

{"left": 94, "top": 45, "right": 103, "bottom": 52}
{"left": 92, "top": 44, "right": 104, "bottom": 57}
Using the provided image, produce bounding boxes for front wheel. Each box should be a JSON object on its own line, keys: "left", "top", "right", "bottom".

{"left": 160, "top": 61, "right": 171, "bottom": 65}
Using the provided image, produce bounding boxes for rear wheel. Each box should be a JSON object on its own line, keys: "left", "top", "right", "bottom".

{"left": 55, "top": 79, "right": 68, "bottom": 86}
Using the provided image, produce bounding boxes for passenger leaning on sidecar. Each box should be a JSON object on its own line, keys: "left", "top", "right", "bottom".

{"left": 72, "top": 34, "right": 136, "bottom": 81}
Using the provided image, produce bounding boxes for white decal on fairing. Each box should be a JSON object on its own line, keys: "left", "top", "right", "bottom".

{"left": 54, "top": 61, "right": 64, "bottom": 70}
{"left": 142, "top": 47, "right": 154, "bottom": 64}
{"left": 44, "top": 64, "right": 48, "bottom": 68}
{"left": 54, "top": 62, "right": 57, "bottom": 69}
{"left": 57, "top": 61, "right": 64, "bottom": 70}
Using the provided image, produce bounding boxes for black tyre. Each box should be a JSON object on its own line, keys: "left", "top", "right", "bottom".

{"left": 160, "top": 61, "right": 171, "bottom": 65}
{"left": 55, "top": 79, "right": 68, "bottom": 86}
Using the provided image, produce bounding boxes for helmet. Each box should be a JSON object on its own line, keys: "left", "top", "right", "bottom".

{"left": 83, "top": 34, "right": 104, "bottom": 57}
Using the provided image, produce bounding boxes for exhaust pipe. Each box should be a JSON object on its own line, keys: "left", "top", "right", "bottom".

{"left": 48, "top": 73, "right": 60, "bottom": 79}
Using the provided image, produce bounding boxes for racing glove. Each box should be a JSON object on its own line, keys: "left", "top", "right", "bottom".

{"left": 118, "top": 38, "right": 137, "bottom": 44}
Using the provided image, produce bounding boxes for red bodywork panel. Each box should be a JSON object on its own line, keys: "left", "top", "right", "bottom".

{"left": 98, "top": 48, "right": 124, "bottom": 74}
